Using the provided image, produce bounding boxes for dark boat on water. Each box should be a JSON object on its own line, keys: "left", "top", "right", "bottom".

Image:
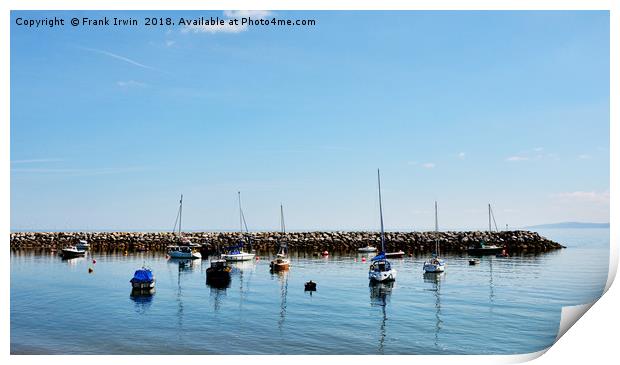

{"left": 206, "top": 259, "right": 231, "bottom": 285}
{"left": 130, "top": 267, "right": 155, "bottom": 296}
{"left": 467, "top": 241, "right": 504, "bottom": 255}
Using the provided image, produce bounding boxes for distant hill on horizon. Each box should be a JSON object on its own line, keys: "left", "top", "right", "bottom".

{"left": 525, "top": 222, "right": 610, "bottom": 229}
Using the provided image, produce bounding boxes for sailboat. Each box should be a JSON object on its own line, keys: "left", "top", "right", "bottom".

{"left": 467, "top": 203, "right": 503, "bottom": 255}
{"left": 423, "top": 201, "right": 446, "bottom": 273}
{"left": 222, "top": 192, "right": 256, "bottom": 262}
{"left": 368, "top": 169, "right": 397, "bottom": 283}
{"left": 167, "top": 194, "right": 202, "bottom": 259}
{"left": 270, "top": 204, "right": 290, "bottom": 271}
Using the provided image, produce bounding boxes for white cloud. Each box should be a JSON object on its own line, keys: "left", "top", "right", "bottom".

{"left": 184, "top": 10, "right": 273, "bottom": 34}
{"left": 80, "top": 47, "right": 158, "bottom": 71}
{"left": 506, "top": 156, "right": 529, "bottom": 162}
{"left": 421, "top": 162, "right": 435, "bottom": 169}
{"left": 223, "top": 10, "right": 273, "bottom": 18}
{"left": 165, "top": 40, "right": 176, "bottom": 47}
{"left": 117, "top": 80, "right": 147, "bottom": 88}
{"left": 552, "top": 190, "right": 610, "bottom": 204}
{"left": 458, "top": 152, "right": 465, "bottom": 160}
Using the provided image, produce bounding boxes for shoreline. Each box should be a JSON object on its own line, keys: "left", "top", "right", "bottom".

{"left": 9, "top": 230, "right": 566, "bottom": 254}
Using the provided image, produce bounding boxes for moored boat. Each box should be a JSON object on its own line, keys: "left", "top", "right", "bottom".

{"left": 270, "top": 205, "right": 290, "bottom": 272}
{"left": 130, "top": 267, "right": 155, "bottom": 290}
{"left": 423, "top": 201, "right": 446, "bottom": 274}
{"left": 469, "top": 258, "right": 481, "bottom": 265}
{"left": 358, "top": 245, "right": 377, "bottom": 253}
{"left": 206, "top": 258, "right": 232, "bottom": 287}
{"left": 223, "top": 192, "right": 256, "bottom": 262}
{"left": 385, "top": 250, "right": 405, "bottom": 258}
{"left": 368, "top": 169, "right": 397, "bottom": 283}
{"left": 60, "top": 246, "right": 86, "bottom": 258}
{"left": 468, "top": 204, "right": 504, "bottom": 255}
{"left": 166, "top": 195, "right": 202, "bottom": 260}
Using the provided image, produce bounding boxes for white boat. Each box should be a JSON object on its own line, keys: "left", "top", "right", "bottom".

{"left": 166, "top": 194, "right": 202, "bottom": 260}
{"left": 223, "top": 192, "right": 256, "bottom": 262}
{"left": 423, "top": 201, "right": 446, "bottom": 273}
{"left": 270, "top": 204, "right": 290, "bottom": 271}
{"left": 358, "top": 245, "right": 377, "bottom": 253}
{"left": 60, "top": 246, "right": 86, "bottom": 258}
{"left": 368, "top": 169, "right": 397, "bottom": 283}
{"left": 76, "top": 240, "right": 90, "bottom": 250}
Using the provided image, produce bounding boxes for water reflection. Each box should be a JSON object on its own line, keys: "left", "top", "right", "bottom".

{"left": 423, "top": 272, "right": 444, "bottom": 349}
{"left": 230, "top": 260, "right": 256, "bottom": 310}
{"left": 130, "top": 289, "right": 154, "bottom": 315}
{"left": 271, "top": 270, "right": 289, "bottom": 333}
{"left": 209, "top": 287, "right": 227, "bottom": 312}
{"left": 369, "top": 280, "right": 393, "bottom": 354}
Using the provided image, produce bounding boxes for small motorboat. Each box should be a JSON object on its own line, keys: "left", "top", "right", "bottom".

{"left": 167, "top": 245, "right": 202, "bottom": 259}
{"left": 206, "top": 259, "right": 232, "bottom": 287}
{"left": 304, "top": 280, "right": 317, "bottom": 291}
{"left": 423, "top": 256, "right": 446, "bottom": 273}
{"left": 467, "top": 241, "right": 503, "bottom": 255}
{"left": 385, "top": 250, "right": 405, "bottom": 258}
{"left": 75, "top": 240, "right": 90, "bottom": 250}
{"left": 469, "top": 258, "right": 481, "bottom": 265}
{"left": 60, "top": 246, "right": 86, "bottom": 258}
{"left": 130, "top": 267, "right": 155, "bottom": 290}
{"left": 321, "top": 250, "right": 329, "bottom": 257}
{"left": 496, "top": 249, "right": 510, "bottom": 258}
{"left": 358, "top": 245, "right": 377, "bottom": 253}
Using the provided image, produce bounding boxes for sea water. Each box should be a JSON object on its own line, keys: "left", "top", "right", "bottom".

{"left": 10, "top": 228, "right": 609, "bottom": 354}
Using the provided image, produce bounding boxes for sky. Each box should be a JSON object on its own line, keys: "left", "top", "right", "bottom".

{"left": 10, "top": 10, "right": 610, "bottom": 231}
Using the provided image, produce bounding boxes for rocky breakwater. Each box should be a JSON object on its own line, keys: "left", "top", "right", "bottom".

{"left": 10, "top": 230, "right": 565, "bottom": 254}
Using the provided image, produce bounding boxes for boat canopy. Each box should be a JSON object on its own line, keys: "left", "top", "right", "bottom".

{"left": 131, "top": 269, "right": 153, "bottom": 283}
{"left": 371, "top": 252, "right": 386, "bottom": 261}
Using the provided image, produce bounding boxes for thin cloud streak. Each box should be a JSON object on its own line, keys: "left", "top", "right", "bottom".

{"left": 80, "top": 47, "right": 158, "bottom": 71}
{"left": 11, "top": 158, "right": 63, "bottom": 164}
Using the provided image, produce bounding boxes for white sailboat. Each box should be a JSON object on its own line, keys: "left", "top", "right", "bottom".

{"left": 222, "top": 192, "right": 256, "bottom": 262}
{"left": 368, "top": 169, "right": 397, "bottom": 283}
{"left": 270, "top": 204, "right": 290, "bottom": 271}
{"left": 423, "top": 201, "right": 445, "bottom": 273}
{"left": 167, "top": 194, "right": 202, "bottom": 260}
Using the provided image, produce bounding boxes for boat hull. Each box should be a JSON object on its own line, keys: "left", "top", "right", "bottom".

{"left": 385, "top": 251, "right": 405, "bottom": 258}
{"left": 467, "top": 247, "right": 503, "bottom": 255}
{"left": 270, "top": 261, "right": 290, "bottom": 271}
{"left": 423, "top": 263, "right": 445, "bottom": 273}
{"left": 368, "top": 269, "right": 397, "bottom": 282}
{"left": 358, "top": 247, "right": 377, "bottom": 253}
{"left": 168, "top": 250, "right": 202, "bottom": 259}
{"left": 131, "top": 281, "right": 155, "bottom": 290}
{"left": 60, "top": 249, "right": 86, "bottom": 258}
{"left": 222, "top": 252, "right": 255, "bottom": 261}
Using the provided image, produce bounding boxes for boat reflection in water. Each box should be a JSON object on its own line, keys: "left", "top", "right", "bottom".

{"left": 271, "top": 270, "right": 289, "bottom": 333}
{"left": 230, "top": 259, "right": 256, "bottom": 311}
{"left": 129, "top": 289, "right": 155, "bottom": 315}
{"left": 369, "top": 280, "right": 394, "bottom": 354}
{"left": 423, "top": 272, "right": 444, "bottom": 350}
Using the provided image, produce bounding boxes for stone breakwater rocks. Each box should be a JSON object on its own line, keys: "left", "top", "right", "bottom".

{"left": 10, "top": 231, "right": 565, "bottom": 254}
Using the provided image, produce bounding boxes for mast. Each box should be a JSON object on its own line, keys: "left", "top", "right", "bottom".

{"left": 488, "top": 203, "right": 491, "bottom": 233}
{"left": 435, "top": 201, "right": 439, "bottom": 256}
{"left": 377, "top": 169, "right": 385, "bottom": 253}
{"left": 238, "top": 192, "right": 243, "bottom": 234}
{"left": 280, "top": 204, "right": 285, "bottom": 234}
{"left": 179, "top": 194, "right": 183, "bottom": 236}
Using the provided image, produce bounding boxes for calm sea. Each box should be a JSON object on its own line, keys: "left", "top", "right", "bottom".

{"left": 10, "top": 228, "right": 609, "bottom": 355}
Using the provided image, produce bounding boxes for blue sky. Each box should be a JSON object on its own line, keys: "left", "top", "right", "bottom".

{"left": 10, "top": 10, "right": 610, "bottom": 231}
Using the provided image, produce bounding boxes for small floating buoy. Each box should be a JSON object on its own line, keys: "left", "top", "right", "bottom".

{"left": 321, "top": 251, "right": 329, "bottom": 257}
{"left": 88, "top": 267, "right": 94, "bottom": 273}
{"left": 92, "top": 259, "right": 97, "bottom": 264}
{"left": 304, "top": 280, "right": 317, "bottom": 291}
{"left": 361, "top": 257, "right": 366, "bottom": 262}
{"left": 256, "top": 256, "right": 260, "bottom": 261}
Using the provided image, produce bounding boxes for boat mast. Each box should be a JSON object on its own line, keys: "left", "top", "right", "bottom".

{"left": 488, "top": 203, "right": 491, "bottom": 233}
{"left": 377, "top": 169, "right": 385, "bottom": 253}
{"left": 280, "top": 204, "right": 286, "bottom": 234}
{"left": 179, "top": 194, "right": 183, "bottom": 237}
{"left": 238, "top": 192, "right": 243, "bottom": 234}
{"left": 435, "top": 201, "right": 439, "bottom": 256}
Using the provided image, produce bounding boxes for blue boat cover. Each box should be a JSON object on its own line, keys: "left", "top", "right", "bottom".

{"left": 371, "top": 252, "right": 386, "bottom": 261}
{"left": 131, "top": 269, "right": 153, "bottom": 283}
